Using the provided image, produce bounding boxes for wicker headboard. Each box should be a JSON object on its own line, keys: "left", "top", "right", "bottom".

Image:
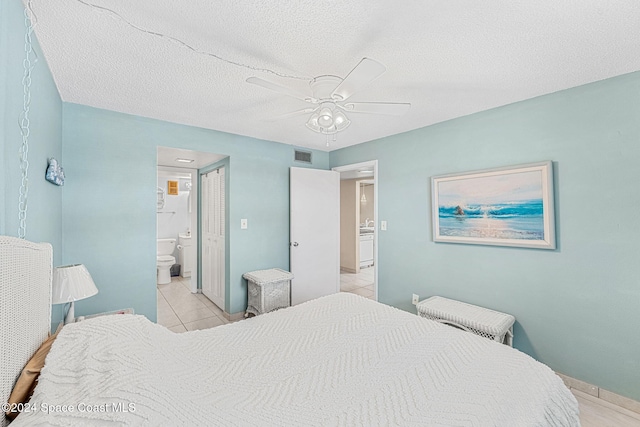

{"left": 0, "top": 236, "right": 52, "bottom": 427}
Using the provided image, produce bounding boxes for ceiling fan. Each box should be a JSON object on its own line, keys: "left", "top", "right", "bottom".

{"left": 247, "top": 58, "right": 410, "bottom": 136}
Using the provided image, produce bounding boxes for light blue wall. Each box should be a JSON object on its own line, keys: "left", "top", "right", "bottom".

{"left": 330, "top": 71, "right": 640, "bottom": 401}
{"left": 1, "top": 0, "right": 63, "bottom": 268}
{"left": 61, "top": 103, "right": 329, "bottom": 321}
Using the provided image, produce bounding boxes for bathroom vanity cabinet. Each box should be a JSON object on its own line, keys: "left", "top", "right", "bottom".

{"left": 179, "top": 233, "right": 192, "bottom": 278}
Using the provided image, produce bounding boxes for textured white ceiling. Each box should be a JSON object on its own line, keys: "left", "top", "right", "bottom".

{"left": 29, "top": 0, "right": 640, "bottom": 151}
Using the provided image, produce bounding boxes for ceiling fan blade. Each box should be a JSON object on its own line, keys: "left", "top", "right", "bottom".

{"left": 341, "top": 102, "right": 411, "bottom": 116}
{"left": 272, "top": 107, "right": 317, "bottom": 120}
{"left": 331, "top": 58, "right": 387, "bottom": 101}
{"left": 247, "top": 77, "right": 315, "bottom": 102}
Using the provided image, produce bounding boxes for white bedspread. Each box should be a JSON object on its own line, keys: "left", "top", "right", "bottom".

{"left": 13, "top": 293, "right": 579, "bottom": 426}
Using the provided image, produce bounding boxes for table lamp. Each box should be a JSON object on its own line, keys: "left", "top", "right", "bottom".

{"left": 52, "top": 264, "right": 99, "bottom": 324}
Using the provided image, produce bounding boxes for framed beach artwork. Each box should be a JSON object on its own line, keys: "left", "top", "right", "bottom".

{"left": 431, "top": 161, "right": 556, "bottom": 249}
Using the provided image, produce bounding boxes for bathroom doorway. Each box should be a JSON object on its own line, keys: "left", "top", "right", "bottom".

{"left": 157, "top": 166, "right": 197, "bottom": 291}
{"left": 332, "top": 161, "right": 378, "bottom": 301}
{"left": 156, "top": 147, "right": 229, "bottom": 332}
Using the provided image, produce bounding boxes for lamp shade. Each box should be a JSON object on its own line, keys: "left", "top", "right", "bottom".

{"left": 52, "top": 264, "right": 99, "bottom": 304}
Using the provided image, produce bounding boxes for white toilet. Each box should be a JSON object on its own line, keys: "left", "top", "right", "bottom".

{"left": 157, "top": 238, "right": 176, "bottom": 285}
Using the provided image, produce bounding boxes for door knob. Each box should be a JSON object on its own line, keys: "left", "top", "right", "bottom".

{"left": 291, "top": 242, "right": 299, "bottom": 247}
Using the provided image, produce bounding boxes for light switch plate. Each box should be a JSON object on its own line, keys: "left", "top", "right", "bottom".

{"left": 380, "top": 220, "right": 387, "bottom": 231}
{"left": 241, "top": 219, "right": 248, "bottom": 229}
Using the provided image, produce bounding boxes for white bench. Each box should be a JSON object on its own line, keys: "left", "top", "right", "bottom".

{"left": 417, "top": 296, "right": 515, "bottom": 346}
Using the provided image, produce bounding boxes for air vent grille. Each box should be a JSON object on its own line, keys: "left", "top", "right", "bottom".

{"left": 294, "top": 150, "right": 312, "bottom": 164}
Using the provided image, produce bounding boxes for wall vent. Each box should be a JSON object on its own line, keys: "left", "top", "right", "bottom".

{"left": 294, "top": 150, "right": 312, "bottom": 164}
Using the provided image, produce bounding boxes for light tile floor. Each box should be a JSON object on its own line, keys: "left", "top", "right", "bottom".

{"left": 340, "top": 266, "right": 375, "bottom": 300}
{"left": 573, "top": 390, "right": 640, "bottom": 426}
{"left": 157, "top": 276, "right": 229, "bottom": 332}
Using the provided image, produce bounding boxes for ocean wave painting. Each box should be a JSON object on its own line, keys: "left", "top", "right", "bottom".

{"left": 431, "top": 162, "right": 556, "bottom": 249}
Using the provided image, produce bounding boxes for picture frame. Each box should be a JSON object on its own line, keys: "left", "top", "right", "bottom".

{"left": 431, "top": 161, "right": 556, "bottom": 249}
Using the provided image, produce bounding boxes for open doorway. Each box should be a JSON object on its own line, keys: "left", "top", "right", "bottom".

{"left": 332, "top": 161, "right": 378, "bottom": 301}
{"left": 156, "top": 147, "right": 228, "bottom": 332}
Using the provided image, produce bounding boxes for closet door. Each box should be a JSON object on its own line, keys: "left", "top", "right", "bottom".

{"left": 201, "top": 168, "right": 225, "bottom": 310}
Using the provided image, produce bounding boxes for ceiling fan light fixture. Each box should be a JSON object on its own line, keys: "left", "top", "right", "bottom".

{"left": 321, "top": 125, "right": 337, "bottom": 134}
{"left": 305, "top": 112, "right": 321, "bottom": 133}
{"left": 318, "top": 106, "right": 334, "bottom": 128}
{"left": 248, "top": 57, "right": 410, "bottom": 146}
{"left": 318, "top": 115, "right": 333, "bottom": 128}
{"left": 305, "top": 105, "right": 350, "bottom": 136}
{"left": 333, "top": 109, "right": 350, "bottom": 131}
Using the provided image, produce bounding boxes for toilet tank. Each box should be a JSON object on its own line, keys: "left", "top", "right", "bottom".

{"left": 157, "top": 238, "right": 176, "bottom": 256}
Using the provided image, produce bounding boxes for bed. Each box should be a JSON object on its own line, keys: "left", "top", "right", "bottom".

{"left": 1, "top": 236, "right": 580, "bottom": 426}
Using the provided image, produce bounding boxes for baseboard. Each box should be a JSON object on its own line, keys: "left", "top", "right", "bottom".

{"left": 223, "top": 311, "right": 245, "bottom": 322}
{"left": 557, "top": 372, "right": 640, "bottom": 415}
{"left": 340, "top": 267, "right": 357, "bottom": 274}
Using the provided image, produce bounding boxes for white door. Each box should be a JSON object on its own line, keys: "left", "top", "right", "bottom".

{"left": 201, "top": 167, "right": 225, "bottom": 310}
{"left": 290, "top": 167, "right": 340, "bottom": 305}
